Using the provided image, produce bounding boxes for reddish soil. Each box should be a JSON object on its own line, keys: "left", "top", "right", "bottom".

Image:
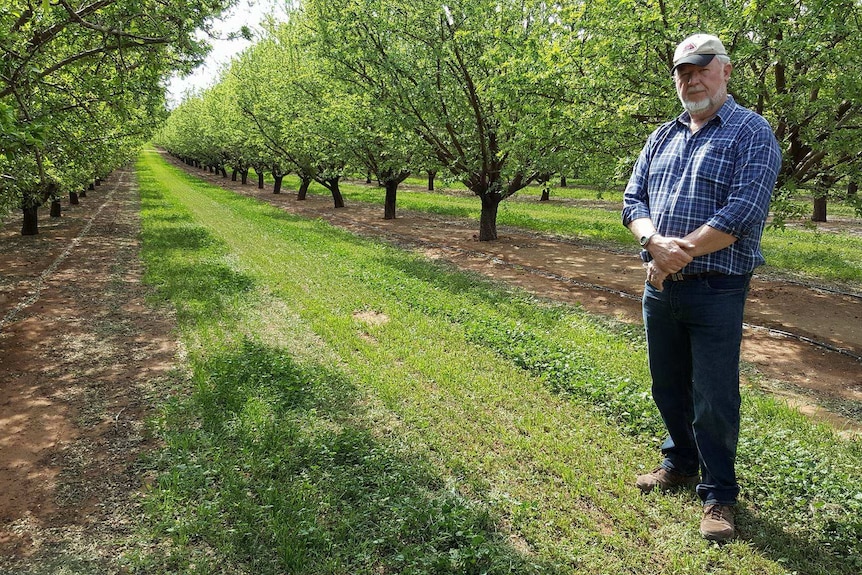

{"left": 0, "top": 156, "right": 860, "bottom": 563}
{"left": 0, "top": 170, "right": 177, "bottom": 565}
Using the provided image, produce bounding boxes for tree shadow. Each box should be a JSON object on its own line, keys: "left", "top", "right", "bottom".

{"left": 735, "top": 504, "right": 860, "bottom": 574}
{"left": 141, "top": 338, "right": 555, "bottom": 574}
{"left": 140, "top": 207, "right": 255, "bottom": 324}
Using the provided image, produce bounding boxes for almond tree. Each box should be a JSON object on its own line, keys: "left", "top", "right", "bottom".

{"left": 732, "top": 0, "right": 862, "bottom": 223}
{"left": 304, "top": 0, "right": 571, "bottom": 240}
{"left": 227, "top": 22, "right": 352, "bottom": 207}
{"left": 551, "top": 0, "right": 862, "bottom": 224}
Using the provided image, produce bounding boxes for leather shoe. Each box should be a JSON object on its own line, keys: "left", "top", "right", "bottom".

{"left": 700, "top": 504, "right": 736, "bottom": 541}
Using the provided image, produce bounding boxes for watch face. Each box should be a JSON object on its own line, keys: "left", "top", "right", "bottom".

{"left": 639, "top": 235, "right": 648, "bottom": 246}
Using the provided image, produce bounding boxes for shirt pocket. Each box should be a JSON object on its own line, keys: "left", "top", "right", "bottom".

{"left": 690, "top": 142, "right": 734, "bottom": 202}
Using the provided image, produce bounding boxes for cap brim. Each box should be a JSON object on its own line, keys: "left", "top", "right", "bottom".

{"left": 671, "top": 54, "right": 716, "bottom": 74}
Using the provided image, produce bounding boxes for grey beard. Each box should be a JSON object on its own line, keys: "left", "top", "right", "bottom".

{"left": 682, "top": 98, "right": 713, "bottom": 114}
{"left": 681, "top": 86, "right": 727, "bottom": 116}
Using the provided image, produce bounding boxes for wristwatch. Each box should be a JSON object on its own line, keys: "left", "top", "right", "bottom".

{"left": 639, "top": 231, "right": 658, "bottom": 248}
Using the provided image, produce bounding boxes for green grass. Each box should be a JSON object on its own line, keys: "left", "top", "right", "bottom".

{"left": 760, "top": 227, "right": 862, "bottom": 283}
{"left": 133, "top": 149, "right": 862, "bottom": 574}
{"left": 399, "top": 175, "right": 625, "bottom": 203}
{"left": 266, "top": 172, "right": 862, "bottom": 284}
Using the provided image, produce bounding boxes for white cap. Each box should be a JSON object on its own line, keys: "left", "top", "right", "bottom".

{"left": 672, "top": 34, "right": 727, "bottom": 73}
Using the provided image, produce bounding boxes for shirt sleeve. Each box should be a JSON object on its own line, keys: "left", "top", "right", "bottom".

{"left": 622, "top": 135, "right": 656, "bottom": 227}
{"left": 706, "top": 117, "right": 781, "bottom": 238}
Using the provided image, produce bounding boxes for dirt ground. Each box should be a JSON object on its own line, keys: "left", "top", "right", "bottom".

{"left": 0, "top": 170, "right": 177, "bottom": 566}
{"left": 0, "top": 157, "right": 860, "bottom": 564}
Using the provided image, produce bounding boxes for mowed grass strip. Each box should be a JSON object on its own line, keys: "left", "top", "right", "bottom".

{"left": 132, "top": 148, "right": 861, "bottom": 574}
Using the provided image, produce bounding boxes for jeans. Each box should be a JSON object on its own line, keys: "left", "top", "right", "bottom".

{"left": 642, "top": 273, "right": 751, "bottom": 506}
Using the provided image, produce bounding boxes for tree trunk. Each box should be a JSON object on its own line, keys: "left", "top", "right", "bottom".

{"left": 812, "top": 196, "right": 827, "bottom": 222}
{"left": 241, "top": 169, "right": 249, "bottom": 185}
{"left": 848, "top": 181, "right": 858, "bottom": 199}
{"left": 273, "top": 175, "right": 283, "bottom": 194}
{"left": 428, "top": 170, "right": 436, "bottom": 191}
{"left": 478, "top": 193, "right": 500, "bottom": 241}
{"left": 21, "top": 206, "right": 38, "bottom": 235}
{"left": 231, "top": 169, "right": 238, "bottom": 182}
{"left": 258, "top": 171, "right": 264, "bottom": 189}
{"left": 297, "top": 177, "right": 311, "bottom": 200}
{"left": 325, "top": 178, "right": 345, "bottom": 208}
{"left": 79, "top": 188, "right": 87, "bottom": 198}
{"left": 220, "top": 166, "right": 227, "bottom": 178}
{"left": 560, "top": 175, "right": 567, "bottom": 187}
{"left": 88, "top": 182, "right": 95, "bottom": 190}
{"left": 50, "top": 200, "right": 61, "bottom": 217}
{"left": 384, "top": 180, "right": 398, "bottom": 220}
{"left": 95, "top": 178, "right": 101, "bottom": 186}
{"left": 70, "top": 191, "right": 79, "bottom": 205}
{"left": 540, "top": 188, "right": 550, "bottom": 201}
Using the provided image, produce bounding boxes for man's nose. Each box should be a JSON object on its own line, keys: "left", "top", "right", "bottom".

{"left": 686, "top": 71, "right": 704, "bottom": 85}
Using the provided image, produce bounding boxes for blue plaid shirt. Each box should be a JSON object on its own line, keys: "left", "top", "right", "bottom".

{"left": 622, "top": 96, "right": 781, "bottom": 275}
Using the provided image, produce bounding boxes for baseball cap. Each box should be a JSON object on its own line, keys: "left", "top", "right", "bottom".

{"left": 672, "top": 34, "right": 727, "bottom": 73}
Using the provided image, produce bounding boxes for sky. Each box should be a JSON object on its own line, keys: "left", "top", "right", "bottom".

{"left": 165, "top": 0, "right": 281, "bottom": 107}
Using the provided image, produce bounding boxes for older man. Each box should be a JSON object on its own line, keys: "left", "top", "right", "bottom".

{"left": 622, "top": 34, "right": 781, "bottom": 541}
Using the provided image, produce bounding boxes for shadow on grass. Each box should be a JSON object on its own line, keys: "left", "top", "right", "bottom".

{"left": 137, "top": 339, "right": 551, "bottom": 574}
{"left": 141, "top": 206, "right": 255, "bottom": 325}
{"left": 736, "top": 506, "right": 861, "bottom": 575}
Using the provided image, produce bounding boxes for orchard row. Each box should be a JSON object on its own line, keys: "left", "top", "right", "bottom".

{"left": 156, "top": 0, "right": 862, "bottom": 240}
{"left": 0, "top": 0, "right": 235, "bottom": 234}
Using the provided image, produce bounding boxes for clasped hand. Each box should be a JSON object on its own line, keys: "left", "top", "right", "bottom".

{"left": 644, "top": 235, "right": 696, "bottom": 291}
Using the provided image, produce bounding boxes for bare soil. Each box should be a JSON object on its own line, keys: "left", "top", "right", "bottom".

{"left": 1, "top": 156, "right": 860, "bottom": 566}
{"left": 0, "top": 169, "right": 177, "bottom": 568}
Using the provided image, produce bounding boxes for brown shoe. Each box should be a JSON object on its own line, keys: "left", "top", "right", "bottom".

{"left": 635, "top": 466, "right": 699, "bottom": 493}
{"left": 700, "top": 504, "right": 736, "bottom": 541}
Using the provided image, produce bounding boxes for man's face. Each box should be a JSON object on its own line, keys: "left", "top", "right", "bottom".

{"left": 674, "top": 57, "right": 732, "bottom": 118}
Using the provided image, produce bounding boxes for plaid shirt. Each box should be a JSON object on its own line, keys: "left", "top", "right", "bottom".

{"left": 622, "top": 96, "right": 781, "bottom": 275}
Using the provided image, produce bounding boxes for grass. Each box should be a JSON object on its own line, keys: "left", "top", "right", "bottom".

{"left": 132, "top": 148, "right": 862, "bottom": 574}
{"left": 268, "top": 172, "right": 862, "bottom": 284}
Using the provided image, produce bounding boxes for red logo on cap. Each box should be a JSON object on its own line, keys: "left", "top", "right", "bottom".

{"left": 682, "top": 42, "right": 697, "bottom": 52}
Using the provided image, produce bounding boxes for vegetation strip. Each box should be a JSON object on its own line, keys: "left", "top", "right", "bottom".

{"left": 134, "top": 148, "right": 861, "bottom": 574}
{"left": 275, "top": 209, "right": 862, "bottom": 363}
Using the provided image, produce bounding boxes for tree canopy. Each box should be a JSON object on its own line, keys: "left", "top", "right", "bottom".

{"left": 0, "top": 0, "right": 236, "bottom": 234}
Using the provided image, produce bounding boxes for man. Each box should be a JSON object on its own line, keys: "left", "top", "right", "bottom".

{"left": 621, "top": 33, "right": 781, "bottom": 541}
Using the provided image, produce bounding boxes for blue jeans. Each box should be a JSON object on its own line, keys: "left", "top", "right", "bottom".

{"left": 642, "top": 273, "right": 751, "bottom": 506}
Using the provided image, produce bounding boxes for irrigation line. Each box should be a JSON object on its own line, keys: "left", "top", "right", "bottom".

{"left": 347, "top": 219, "right": 862, "bottom": 365}
{"left": 0, "top": 173, "right": 124, "bottom": 333}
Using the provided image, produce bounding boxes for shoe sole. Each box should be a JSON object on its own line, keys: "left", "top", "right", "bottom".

{"left": 700, "top": 529, "right": 735, "bottom": 542}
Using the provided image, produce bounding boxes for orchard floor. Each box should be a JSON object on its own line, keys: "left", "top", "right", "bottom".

{"left": 0, "top": 156, "right": 860, "bottom": 566}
